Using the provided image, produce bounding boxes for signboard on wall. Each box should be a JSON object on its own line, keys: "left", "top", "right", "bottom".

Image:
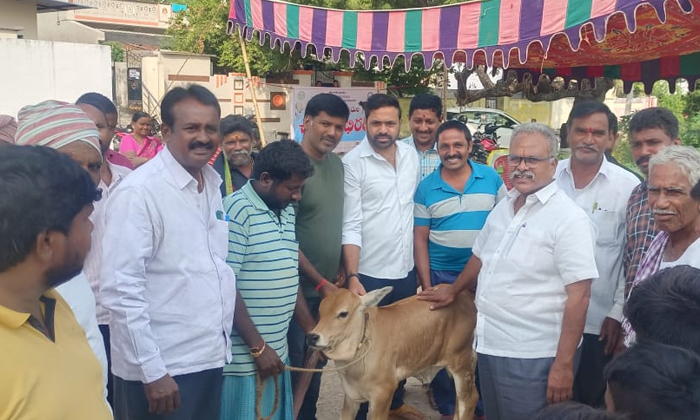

{"left": 71, "top": 0, "right": 170, "bottom": 29}
{"left": 290, "top": 87, "right": 376, "bottom": 146}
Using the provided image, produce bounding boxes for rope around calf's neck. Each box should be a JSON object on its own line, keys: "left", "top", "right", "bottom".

{"left": 254, "top": 338, "right": 373, "bottom": 420}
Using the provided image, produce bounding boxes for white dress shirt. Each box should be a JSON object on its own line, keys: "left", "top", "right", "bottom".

{"left": 556, "top": 158, "right": 640, "bottom": 334}
{"left": 473, "top": 181, "right": 599, "bottom": 359}
{"left": 342, "top": 138, "right": 420, "bottom": 279}
{"left": 101, "top": 147, "right": 236, "bottom": 383}
{"left": 84, "top": 161, "right": 132, "bottom": 325}
{"left": 56, "top": 272, "right": 109, "bottom": 394}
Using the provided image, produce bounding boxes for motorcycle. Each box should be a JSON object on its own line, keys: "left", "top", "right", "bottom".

{"left": 469, "top": 123, "right": 501, "bottom": 164}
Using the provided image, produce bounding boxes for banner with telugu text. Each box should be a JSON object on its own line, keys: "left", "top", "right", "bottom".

{"left": 290, "top": 87, "right": 376, "bottom": 152}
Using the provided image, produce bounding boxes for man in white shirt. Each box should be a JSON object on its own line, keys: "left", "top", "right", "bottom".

{"left": 101, "top": 85, "right": 236, "bottom": 420}
{"left": 555, "top": 102, "right": 640, "bottom": 407}
{"left": 342, "top": 93, "right": 424, "bottom": 420}
{"left": 420, "top": 123, "right": 598, "bottom": 420}
{"left": 78, "top": 92, "right": 133, "bottom": 406}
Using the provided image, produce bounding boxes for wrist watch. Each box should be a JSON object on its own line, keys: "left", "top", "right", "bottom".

{"left": 346, "top": 273, "right": 360, "bottom": 282}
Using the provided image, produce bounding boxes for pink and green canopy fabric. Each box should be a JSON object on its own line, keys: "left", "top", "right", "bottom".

{"left": 228, "top": 0, "right": 700, "bottom": 90}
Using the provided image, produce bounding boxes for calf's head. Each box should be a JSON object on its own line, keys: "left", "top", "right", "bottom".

{"left": 307, "top": 286, "right": 392, "bottom": 361}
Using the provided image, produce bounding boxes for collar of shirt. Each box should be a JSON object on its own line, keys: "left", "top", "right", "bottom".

{"left": 506, "top": 179, "right": 558, "bottom": 206}
{"left": 558, "top": 155, "right": 613, "bottom": 186}
{"left": 99, "top": 160, "right": 132, "bottom": 191}
{"left": 0, "top": 293, "right": 56, "bottom": 331}
{"left": 160, "top": 146, "right": 223, "bottom": 192}
{"left": 358, "top": 137, "right": 414, "bottom": 161}
{"left": 402, "top": 135, "right": 438, "bottom": 153}
{"left": 429, "top": 161, "right": 485, "bottom": 192}
{"left": 240, "top": 181, "right": 294, "bottom": 220}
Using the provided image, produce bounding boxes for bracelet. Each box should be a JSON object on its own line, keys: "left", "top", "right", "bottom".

{"left": 250, "top": 340, "right": 266, "bottom": 358}
{"left": 346, "top": 273, "right": 360, "bottom": 282}
{"left": 315, "top": 278, "right": 329, "bottom": 291}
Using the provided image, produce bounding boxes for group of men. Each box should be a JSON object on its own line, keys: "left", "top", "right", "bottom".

{"left": 0, "top": 80, "right": 698, "bottom": 420}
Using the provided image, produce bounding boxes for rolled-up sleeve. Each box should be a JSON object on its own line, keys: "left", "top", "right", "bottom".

{"left": 101, "top": 186, "right": 166, "bottom": 384}
{"left": 342, "top": 157, "right": 363, "bottom": 247}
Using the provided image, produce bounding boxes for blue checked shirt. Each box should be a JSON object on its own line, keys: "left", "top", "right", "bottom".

{"left": 402, "top": 136, "right": 440, "bottom": 180}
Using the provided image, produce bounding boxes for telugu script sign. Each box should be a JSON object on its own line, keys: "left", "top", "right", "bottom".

{"left": 290, "top": 87, "right": 376, "bottom": 144}
{"left": 70, "top": 0, "right": 170, "bottom": 27}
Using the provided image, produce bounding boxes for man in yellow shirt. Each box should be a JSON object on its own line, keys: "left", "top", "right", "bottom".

{"left": 0, "top": 145, "right": 111, "bottom": 420}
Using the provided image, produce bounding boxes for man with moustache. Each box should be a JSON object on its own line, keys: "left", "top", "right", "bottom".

{"left": 343, "top": 93, "right": 424, "bottom": 420}
{"left": 624, "top": 107, "right": 681, "bottom": 293}
{"left": 0, "top": 146, "right": 111, "bottom": 419}
{"left": 555, "top": 102, "right": 639, "bottom": 407}
{"left": 402, "top": 94, "right": 442, "bottom": 180}
{"left": 221, "top": 140, "right": 316, "bottom": 420}
{"left": 212, "top": 115, "right": 257, "bottom": 197}
{"left": 101, "top": 85, "right": 236, "bottom": 420}
{"left": 287, "top": 93, "right": 350, "bottom": 419}
{"left": 414, "top": 120, "right": 503, "bottom": 420}
{"left": 14, "top": 100, "right": 110, "bottom": 399}
{"left": 420, "top": 123, "right": 598, "bottom": 420}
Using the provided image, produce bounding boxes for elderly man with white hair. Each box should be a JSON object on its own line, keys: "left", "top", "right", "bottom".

{"left": 623, "top": 145, "right": 700, "bottom": 344}
{"left": 420, "top": 123, "right": 598, "bottom": 420}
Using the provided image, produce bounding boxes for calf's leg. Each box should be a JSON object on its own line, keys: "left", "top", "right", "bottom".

{"left": 448, "top": 349, "right": 478, "bottom": 420}
{"left": 367, "top": 384, "right": 396, "bottom": 420}
{"left": 341, "top": 394, "right": 361, "bottom": 420}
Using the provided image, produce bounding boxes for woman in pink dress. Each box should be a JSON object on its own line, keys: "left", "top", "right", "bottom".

{"left": 119, "top": 112, "right": 163, "bottom": 167}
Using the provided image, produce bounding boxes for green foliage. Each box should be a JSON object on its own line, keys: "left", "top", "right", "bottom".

{"left": 167, "top": 0, "right": 299, "bottom": 74}
{"left": 612, "top": 113, "right": 640, "bottom": 174}
{"left": 681, "top": 113, "right": 700, "bottom": 149}
{"left": 104, "top": 41, "right": 124, "bottom": 62}
{"left": 651, "top": 80, "right": 700, "bottom": 148}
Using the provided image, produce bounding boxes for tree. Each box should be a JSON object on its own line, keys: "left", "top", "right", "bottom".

{"left": 104, "top": 41, "right": 125, "bottom": 62}
{"left": 168, "top": 0, "right": 301, "bottom": 74}
{"left": 454, "top": 66, "right": 615, "bottom": 106}
{"left": 651, "top": 80, "right": 700, "bottom": 148}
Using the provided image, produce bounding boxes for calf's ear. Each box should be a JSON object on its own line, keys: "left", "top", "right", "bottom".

{"left": 360, "top": 286, "right": 393, "bottom": 308}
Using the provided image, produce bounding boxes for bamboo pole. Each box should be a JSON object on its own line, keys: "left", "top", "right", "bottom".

{"left": 238, "top": 27, "right": 267, "bottom": 147}
{"left": 442, "top": 62, "right": 448, "bottom": 112}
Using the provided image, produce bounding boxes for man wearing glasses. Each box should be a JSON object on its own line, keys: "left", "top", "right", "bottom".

{"left": 420, "top": 123, "right": 598, "bottom": 420}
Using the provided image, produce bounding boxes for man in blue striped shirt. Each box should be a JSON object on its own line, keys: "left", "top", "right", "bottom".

{"left": 414, "top": 120, "right": 504, "bottom": 420}
{"left": 220, "top": 140, "right": 316, "bottom": 420}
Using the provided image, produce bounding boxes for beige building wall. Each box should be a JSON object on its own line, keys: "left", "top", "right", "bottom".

{"left": 503, "top": 97, "right": 575, "bottom": 129}
{"left": 0, "top": 0, "right": 38, "bottom": 39}
{"left": 37, "top": 13, "right": 104, "bottom": 44}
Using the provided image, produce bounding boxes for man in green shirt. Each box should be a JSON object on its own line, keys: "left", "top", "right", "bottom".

{"left": 288, "top": 93, "right": 350, "bottom": 419}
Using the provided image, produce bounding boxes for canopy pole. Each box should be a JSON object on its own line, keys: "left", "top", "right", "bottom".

{"left": 238, "top": 27, "right": 267, "bottom": 147}
{"left": 442, "top": 62, "right": 448, "bottom": 115}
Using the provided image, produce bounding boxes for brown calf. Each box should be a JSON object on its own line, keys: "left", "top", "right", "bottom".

{"left": 307, "top": 286, "right": 478, "bottom": 420}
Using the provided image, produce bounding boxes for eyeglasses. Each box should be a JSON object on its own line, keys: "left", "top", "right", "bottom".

{"left": 507, "top": 155, "right": 554, "bottom": 166}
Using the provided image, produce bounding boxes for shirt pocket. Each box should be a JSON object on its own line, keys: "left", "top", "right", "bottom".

{"left": 507, "top": 227, "right": 552, "bottom": 270}
{"left": 210, "top": 220, "right": 230, "bottom": 261}
{"left": 592, "top": 210, "right": 622, "bottom": 246}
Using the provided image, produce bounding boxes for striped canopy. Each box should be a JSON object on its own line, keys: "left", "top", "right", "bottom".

{"left": 228, "top": 0, "right": 700, "bottom": 90}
